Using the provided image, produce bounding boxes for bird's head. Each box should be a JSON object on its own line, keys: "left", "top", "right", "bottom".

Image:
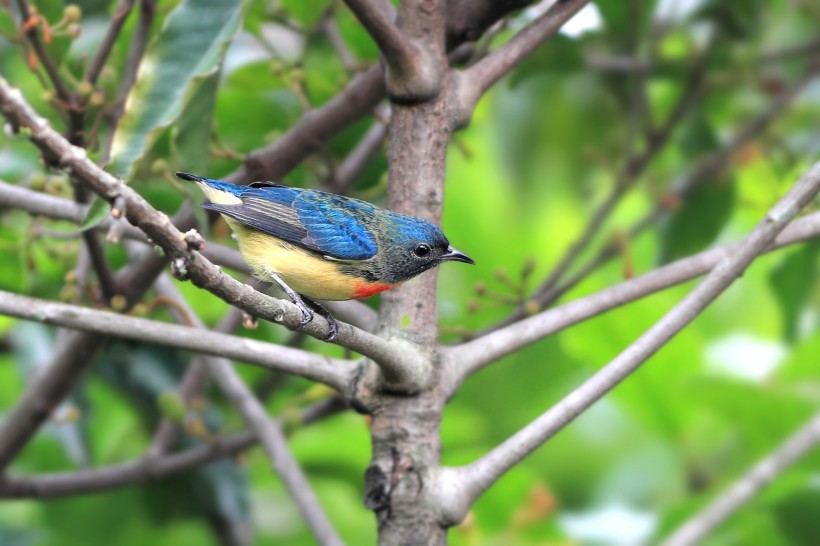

{"left": 377, "top": 212, "right": 475, "bottom": 284}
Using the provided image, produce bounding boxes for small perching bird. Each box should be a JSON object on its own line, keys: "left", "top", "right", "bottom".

{"left": 176, "top": 172, "right": 474, "bottom": 341}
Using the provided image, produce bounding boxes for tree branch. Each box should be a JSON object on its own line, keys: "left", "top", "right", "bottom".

{"left": 0, "top": 290, "right": 356, "bottom": 393}
{"left": 449, "top": 210, "right": 820, "bottom": 381}
{"left": 450, "top": 0, "right": 591, "bottom": 128}
{"left": 84, "top": 0, "right": 137, "bottom": 85}
{"left": 0, "top": 241, "right": 170, "bottom": 472}
{"left": 661, "top": 412, "right": 820, "bottom": 546}
{"left": 150, "top": 274, "right": 344, "bottom": 546}
{"left": 228, "top": 0, "right": 536, "bottom": 184}
{"left": 0, "top": 76, "right": 426, "bottom": 389}
{"left": 481, "top": 62, "right": 817, "bottom": 334}
{"left": 0, "top": 397, "right": 346, "bottom": 498}
{"left": 435, "top": 161, "right": 820, "bottom": 524}
{"left": 0, "top": 179, "right": 382, "bottom": 332}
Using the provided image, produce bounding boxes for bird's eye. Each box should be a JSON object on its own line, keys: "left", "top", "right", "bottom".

{"left": 413, "top": 243, "right": 431, "bottom": 258}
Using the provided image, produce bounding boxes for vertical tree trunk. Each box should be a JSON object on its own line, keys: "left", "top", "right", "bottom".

{"left": 365, "top": 1, "right": 452, "bottom": 542}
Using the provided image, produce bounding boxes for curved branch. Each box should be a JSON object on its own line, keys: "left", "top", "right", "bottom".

{"left": 0, "top": 77, "right": 425, "bottom": 387}
{"left": 450, "top": 0, "right": 591, "bottom": 128}
{"left": 661, "top": 412, "right": 820, "bottom": 546}
{"left": 449, "top": 210, "right": 820, "bottom": 381}
{"left": 0, "top": 397, "right": 346, "bottom": 499}
{"left": 151, "top": 274, "right": 344, "bottom": 546}
{"left": 436, "top": 162, "right": 820, "bottom": 524}
{"left": 0, "top": 180, "right": 381, "bottom": 332}
{"left": 0, "top": 290, "right": 356, "bottom": 393}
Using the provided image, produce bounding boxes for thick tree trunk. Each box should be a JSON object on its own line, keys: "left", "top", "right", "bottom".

{"left": 365, "top": 0, "right": 452, "bottom": 541}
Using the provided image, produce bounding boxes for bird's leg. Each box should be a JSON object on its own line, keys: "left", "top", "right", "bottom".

{"left": 302, "top": 297, "right": 339, "bottom": 342}
{"left": 268, "top": 272, "right": 314, "bottom": 329}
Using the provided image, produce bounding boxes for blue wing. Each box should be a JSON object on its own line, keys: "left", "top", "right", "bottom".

{"left": 203, "top": 185, "right": 378, "bottom": 261}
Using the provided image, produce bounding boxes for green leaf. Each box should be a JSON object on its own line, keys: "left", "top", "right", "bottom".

{"left": 769, "top": 241, "right": 820, "bottom": 342}
{"left": 80, "top": 197, "right": 110, "bottom": 230}
{"left": 108, "top": 0, "right": 244, "bottom": 180}
{"left": 172, "top": 69, "right": 220, "bottom": 173}
{"left": 658, "top": 177, "right": 735, "bottom": 264}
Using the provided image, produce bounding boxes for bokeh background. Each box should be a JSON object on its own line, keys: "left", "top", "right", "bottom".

{"left": 1, "top": 0, "right": 819, "bottom": 544}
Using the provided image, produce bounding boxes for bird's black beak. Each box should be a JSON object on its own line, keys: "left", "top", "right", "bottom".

{"left": 441, "top": 246, "right": 475, "bottom": 265}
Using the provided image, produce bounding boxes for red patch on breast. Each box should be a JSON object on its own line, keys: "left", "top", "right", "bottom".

{"left": 352, "top": 281, "right": 396, "bottom": 299}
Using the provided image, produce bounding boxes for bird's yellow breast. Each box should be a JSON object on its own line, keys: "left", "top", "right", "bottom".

{"left": 230, "top": 223, "right": 364, "bottom": 301}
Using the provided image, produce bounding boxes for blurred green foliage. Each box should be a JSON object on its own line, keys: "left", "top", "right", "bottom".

{"left": 0, "top": 0, "right": 819, "bottom": 545}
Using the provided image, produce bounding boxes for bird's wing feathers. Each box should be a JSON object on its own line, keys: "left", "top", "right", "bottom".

{"left": 204, "top": 187, "right": 378, "bottom": 261}
{"left": 294, "top": 193, "right": 378, "bottom": 260}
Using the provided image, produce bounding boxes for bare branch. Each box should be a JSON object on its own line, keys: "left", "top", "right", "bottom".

{"left": 450, "top": 0, "right": 591, "bottom": 128}
{"left": 229, "top": 0, "right": 531, "bottom": 184}
{"left": 661, "top": 412, "right": 820, "bottom": 546}
{"left": 0, "top": 290, "right": 357, "bottom": 392}
{"left": 0, "top": 180, "right": 382, "bottom": 332}
{"left": 0, "top": 242, "right": 170, "bottom": 472}
{"left": 0, "top": 77, "right": 427, "bottom": 389}
{"left": 482, "top": 63, "right": 817, "bottom": 333}
{"left": 151, "top": 274, "right": 345, "bottom": 546}
{"left": 84, "top": 0, "right": 137, "bottom": 85}
{"left": 0, "top": 397, "right": 346, "bottom": 499}
{"left": 344, "top": 0, "right": 443, "bottom": 100}
{"left": 436, "top": 162, "right": 820, "bottom": 524}
{"left": 533, "top": 27, "right": 718, "bottom": 300}
{"left": 15, "top": 0, "right": 71, "bottom": 101}
{"left": 449, "top": 210, "right": 820, "bottom": 380}
{"left": 323, "top": 104, "right": 389, "bottom": 194}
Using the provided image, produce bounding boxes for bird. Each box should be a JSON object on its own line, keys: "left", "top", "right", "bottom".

{"left": 175, "top": 172, "right": 474, "bottom": 341}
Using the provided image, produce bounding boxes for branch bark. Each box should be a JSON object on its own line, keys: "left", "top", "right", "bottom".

{"left": 450, "top": 210, "right": 820, "bottom": 380}
{"left": 151, "top": 274, "right": 344, "bottom": 546}
{"left": 0, "top": 397, "right": 346, "bottom": 498}
{"left": 0, "top": 290, "right": 356, "bottom": 393}
{"left": 450, "top": 0, "right": 591, "bottom": 128}
{"left": 0, "top": 76, "right": 423, "bottom": 388}
{"left": 661, "top": 412, "right": 820, "bottom": 546}
{"left": 435, "top": 161, "right": 820, "bottom": 525}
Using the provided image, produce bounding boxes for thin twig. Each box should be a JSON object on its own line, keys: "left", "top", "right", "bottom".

{"left": 0, "top": 289, "right": 357, "bottom": 392}
{"left": 84, "top": 0, "right": 137, "bottom": 85}
{"left": 0, "top": 77, "right": 424, "bottom": 386}
{"left": 436, "top": 161, "right": 820, "bottom": 524}
{"left": 150, "top": 274, "right": 345, "bottom": 546}
{"left": 448, "top": 210, "right": 820, "bottom": 382}
{"left": 661, "top": 412, "right": 820, "bottom": 546}
{"left": 0, "top": 397, "right": 347, "bottom": 498}
{"left": 0, "top": 240, "right": 172, "bottom": 472}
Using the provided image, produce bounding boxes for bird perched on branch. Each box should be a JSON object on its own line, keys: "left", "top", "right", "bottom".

{"left": 176, "top": 172, "right": 474, "bottom": 341}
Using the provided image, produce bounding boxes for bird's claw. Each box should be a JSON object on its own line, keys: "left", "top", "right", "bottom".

{"left": 322, "top": 315, "right": 338, "bottom": 342}
{"left": 295, "top": 302, "right": 314, "bottom": 330}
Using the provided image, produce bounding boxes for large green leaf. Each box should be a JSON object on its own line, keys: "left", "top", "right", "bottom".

{"left": 107, "top": 0, "right": 244, "bottom": 180}
{"left": 172, "top": 69, "right": 220, "bottom": 173}
{"left": 769, "top": 241, "right": 820, "bottom": 342}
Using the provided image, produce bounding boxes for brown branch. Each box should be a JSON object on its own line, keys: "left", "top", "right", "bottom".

{"left": 0, "top": 397, "right": 346, "bottom": 499}
{"left": 228, "top": 0, "right": 537, "bottom": 184}
{"left": 84, "top": 0, "right": 138, "bottom": 85}
{"left": 15, "top": 0, "right": 71, "bottom": 101}
{"left": 0, "top": 290, "right": 357, "bottom": 392}
{"left": 449, "top": 210, "right": 820, "bottom": 382}
{"left": 450, "top": 0, "right": 591, "bottom": 128}
{"left": 150, "top": 274, "right": 344, "bottom": 546}
{"left": 661, "top": 412, "right": 820, "bottom": 546}
{"left": 437, "top": 161, "right": 820, "bottom": 525}
{"left": 0, "top": 77, "right": 425, "bottom": 388}
{"left": 0, "top": 240, "right": 171, "bottom": 472}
